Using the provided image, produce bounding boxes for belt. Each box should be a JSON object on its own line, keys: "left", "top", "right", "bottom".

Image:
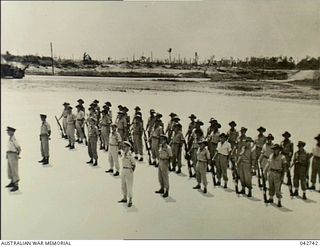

{"left": 63, "top": 116, "right": 67, "bottom": 118}
{"left": 123, "top": 167, "right": 132, "bottom": 169}
{"left": 198, "top": 160, "right": 207, "bottom": 163}
{"left": 76, "top": 119, "right": 84, "bottom": 121}
{"left": 7, "top": 151, "right": 18, "bottom": 154}
{"left": 109, "top": 144, "right": 119, "bottom": 146}
{"left": 270, "top": 169, "right": 282, "bottom": 173}
{"left": 218, "top": 153, "right": 228, "bottom": 157}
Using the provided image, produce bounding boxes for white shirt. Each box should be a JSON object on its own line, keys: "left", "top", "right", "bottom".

{"left": 217, "top": 141, "right": 231, "bottom": 156}
{"left": 312, "top": 145, "right": 320, "bottom": 158}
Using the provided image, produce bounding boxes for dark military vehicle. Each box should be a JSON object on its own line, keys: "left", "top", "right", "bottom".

{"left": 1, "top": 63, "right": 28, "bottom": 79}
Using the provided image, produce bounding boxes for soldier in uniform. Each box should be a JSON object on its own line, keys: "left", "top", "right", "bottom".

{"left": 105, "top": 124, "right": 122, "bottom": 176}
{"left": 146, "top": 109, "right": 156, "bottom": 137}
{"left": 189, "top": 120, "right": 204, "bottom": 176}
{"left": 75, "top": 105, "right": 85, "bottom": 144}
{"left": 5, "top": 127, "right": 22, "bottom": 192}
{"left": 93, "top": 100, "right": 100, "bottom": 122}
{"left": 292, "top": 141, "right": 310, "bottom": 199}
{"left": 132, "top": 112, "right": 144, "bottom": 161}
{"left": 100, "top": 109, "right": 112, "bottom": 151}
{"left": 105, "top": 101, "right": 112, "bottom": 121}
{"left": 165, "top": 113, "right": 177, "bottom": 143}
{"left": 185, "top": 114, "right": 197, "bottom": 149}
{"left": 236, "top": 127, "right": 248, "bottom": 160}
{"left": 118, "top": 141, "right": 136, "bottom": 208}
{"left": 280, "top": 131, "right": 294, "bottom": 185}
{"left": 171, "top": 123, "right": 185, "bottom": 174}
{"left": 227, "top": 121, "right": 239, "bottom": 173}
{"left": 264, "top": 144, "right": 287, "bottom": 207}
{"left": 193, "top": 139, "right": 210, "bottom": 193}
{"left": 253, "top": 126, "right": 267, "bottom": 175}
{"left": 150, "top": 119, "right": 163, "bottom": 166}
{"left": 39, "top": 114, "right": 51, "bottom": 165}
{"left": 258, "top": 134, "right": 274, "bottom": 178}
{"left": 86, "top": 117, "right": 99, "bottom": 166}
{"left": 77, "top": 99, "right": 85, "bottom": 113}
{"left": 207, "top": 121, "right": 221, "bottom": 171}
{"left": 216, "top": 133, "right": 232, "bottom": 188}
{"left": 155, "top": 135, "right": 173, "bottom": 198}
{"left": 123, "top": 106, "right": 131, "bottom": 140}
{"left": 310, "top": 134, "right": 320, "bottom": 190}
{"left": 237, "top": 137, "right": 256, "bottom": 196}
{"left": 117, "top": 111, "right": 128, "bottom": 143}
{"left": 66, "top": 106, "right": 76, "bottom": 149}
{"left": 59, "top": 102, "right": 69, "bottom": 139}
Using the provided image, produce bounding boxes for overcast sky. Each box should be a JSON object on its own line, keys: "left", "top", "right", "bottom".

{"left": 1, "top": 0, "right": 319, "bottom": 61}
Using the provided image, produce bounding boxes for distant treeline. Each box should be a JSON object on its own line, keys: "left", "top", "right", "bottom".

{"left": 2, "top": 52, "right": 319, "bottom": 70}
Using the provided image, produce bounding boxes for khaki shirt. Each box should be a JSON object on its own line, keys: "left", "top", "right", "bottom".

{"left": 122, "top": 152, "right": 136, "bottom": 169}
{"left": 132, "top": 120, "right": 144, "bottom": 135}
{"left": 293, "top": 150, "right": 309, "bottom": 167}
{"left": 238, "top": 147, "right": 256, "bottom": 166}
{"left": 260, "top": 143, "right": 273, "bottom": 159}
{"left": 151, "top": 126, "right": 163, "bottom": 139}
{"left": 236, "top": 135, "right": 247, "bottom": 155}
{"left": 88, "top": 124, "right": 99, "bottom": 137}
{"left": 76, "top": 111, "right": 85, "bottom": 121}
{"left": 266, "top": 154, "right": 287, "bottom": 171}
{"left": 66, "top": 113, "right": 76, "bottom": 125}
{"left": 197, "top": 147, "right": 210, "bottom": 162}
{"left": 191, "top": 129, "right": 204, "bottom": 149}
{"left": 61, "top": 109, "right": 68, "bottom": 118}
{"left": 147, "top": 116, "right": 156, "bottom": 130}
{"left": 109, "top": 131, "right": 122, "bottom": 146}
{"left": 255, "top": 135, "right": 266, "bottom": 148}
{"left": 40, "top": 121, "right": 51, "bottom": 135}
{"left": 208, "top": 131, "right": 220, "bottom": 144}
{"left": 312, "top": 145, "right": 320, "bottom": 158}
{"left": 159, "top": 144, "right": 173, "bottom": 160}
{"left": 227, "top": 129, "right": 239, "bottom": 144}
{"left": 186, "top": 121, "right": 196, "bottom": 137}
{"left": 172, "top": 130, "right": 185, "bottom": 144}
{"left": 7, "top": 136, "right": 21, "bottom": 154}
{"left": 117, "top": 116, "right": 127, "bottom": 130}
{"left": 280, "top": 140, "right": 294, "bottom": 157}
{"left": 100, "top": 114, "right": 112, "bottom": 126}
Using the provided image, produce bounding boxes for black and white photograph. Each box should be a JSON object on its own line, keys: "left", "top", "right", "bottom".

{"left": 1, "top": 0, "right": 320, "bottom": 242}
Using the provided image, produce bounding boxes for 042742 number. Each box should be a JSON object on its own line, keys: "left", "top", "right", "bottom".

{"left": 300, "top": 241, "right": 319, "bottom": 246}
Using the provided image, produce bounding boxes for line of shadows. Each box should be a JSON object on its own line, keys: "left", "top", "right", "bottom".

{"left": 122, "top": 203, "right": 139, "bottom": 212}
{"left": 270, "top": 203, "right": 293, "bottom": 212}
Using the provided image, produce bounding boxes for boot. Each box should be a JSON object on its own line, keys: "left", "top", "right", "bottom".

{"left": 224, "top": 182, "right": 227, "bottom": 189}
{"left": 128, "top": 198, "right": 133, "bottom": 207}
{"left": 65, "top": 144, "right": 71, "bottom": 148}
{"left": 293, "top": 189, "right": 298, "bottom": 196}
{"left": 105, "top": 169, "right": 113, "bottom": 173}
{"left": 247, "top": 189, "right": 252, "bottom": 198}
{"left": 266, "top": 198, "right": 274, "bottom": 203}
{"left": 309, "top": 185, "right": 316, "bottom": 190}
{"left": 216, "top": 181, "right": 221, "bottom": 186}
{"left": 162, "top": 190, "right": 169, "bottom": 198}
{"left": 70, "top": 144, "right": 75, "bottom": 149}
{"left": 38, "top": 158, "right": 45, "bottom": 163}
{"left": 93, "top": 159, "right": 98, "bottom": 166}
{"left": 113, "top": 171, "right": 119, "bottom": 176}
{"left": 135, "top": 155, "right": 138, "bottom": 160}
{"left": 155, "top": 188, "right": 164, "bottom": 194}
{"left": 118, "top": 198, "right": 127, "bottom": 203}
{"left": 10, "top": 185, "right": 19, "bottom": 192}
{"left": 203, "top": 187, "right": 207, "bottom": 194}
{"left": 105, "top": 145, "right": 109, "bottom": 152}
{"left": 139, "top": 157, "right": 143, "bottom": 162}
{"left": 100, "top": 145, "right": 104, "bottom": 150}
{"left": 86, "top": 159, "right": 93, "bottom": 164}
{"left": 64, "top": 135, "right": 68, "bottom": 139}
{"left": 277, "top": 200, "right": 282, "bottom": 208}
{"left": 190, "top": 173, "right": 196, "bottom": 178}
{"left": 42, "top": 157, "right": 49, "bottom": 165}
{"left": 302, "top": 192, "right": 307, "bottom": 200}
{"left": 193, "top": 184, "right": 201, "bottom": 189}
{"left": 155, "top": 163, "right": 159, "bottom": 168}
{"left": 76, "top": 139, "right": 80, "bottom": 143}
{"left": 240, "top": 188, "right": 245, "bottom": 194}
{"left": 78, "top": 140, "right": 83, "bottom": 144}
{"left": 5, "top": 181, "right": 14, "bottom": 188}
{"left": 176, "top": 167, "right": 181, "bottom": 174}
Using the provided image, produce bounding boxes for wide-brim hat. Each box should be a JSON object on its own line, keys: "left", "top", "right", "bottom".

{"left": 219, "top": 133, "right": 227, "bottom": 138}
{"left": 40, "top": 114, "right": 47, "bottom": 118}
{"left": 77, "top": 99, "right": 84, "bottom": 104}
{"left": 93, "top": 99, "right": 99, "bottom": 104}
{"left": 315, "top": 134, "right": 320, "bottom": 141}
{"left": 150, "top": 109, "right": 156, "bottom": 113}
{"left": 266, "top": 134, "right": 274, "bottom": 140}
{"left": 245, "top": 137, "right": 254, "bottom": 142}
{"left": 6, "top": 126, "right": 16, "bottom": 132}
{"left": 68, "top": 106, "right": 73, "bottom": 110}
{"left": 188, "top": 114, "right": 196, "bottom": 119}
{"left": 297, "top": 141, "right": 306, "bottom": 147}
{"left": 195, "top": 120, "right": 204, "bottom": 126}
{"left": 123, "top": 141, "right": 132, "bottom": 148}
{"left": 135, "top": 106, "right": 141, "bottom": 111}
{"left": 229, "top": 121, "right": 237, "bottom": 127}
{"left": 214, "top": 122, "right": 221, "bottom": 129}
{"left": 209, "top": 117, "right": 216, "bottom": 123}
{"left": 272, "top": 144, "right": 282, "bottom": 150}
{"left": 173, "top": 116, "right": 180, "bottom": 122}
{"left": 257, "top": 126, "right": 266, "bottom": 132}
{"left": 241, "top": 127, "right": 248, "bottom": 132}
{"left": 169, "top": 112, "right": 176, "bottom": 117}
{"left": 156, "top": 113, "right": 163, "bottom": 118}
{"left": 105, "top": 102, "right": 112, "bottom": 107}
{"left": 101, "top": 109, "right": 108, "bottom": 114}
{"left": 123, "top": 107, "right": 129, "bottom": 112}
{"left": 118, "top": 105, "right": 123, "bottom": 109}
{"left": 63, "top": 102, "right": 70, "bottom": 106}
{"left": 282, "top": 131, "right": 291, "bottom": 138}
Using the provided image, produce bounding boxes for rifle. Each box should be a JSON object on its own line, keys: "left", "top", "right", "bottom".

{"left": 128, "top": 130, "right": 135, "bottom": 153}
{"left": 306, "top": 153, "right": 312, "bottom": 189}
{"left": 210, "top": 151, "right": 218, "bottom": 186}
{"left": 55, "top": 115, "right": 65, "bottom": 138}
{"left": 286, "top": 166, "right": 294, "bottom": 196}
{"left": 184, "top": 141, "right": 193, "bottom": 177}
{"left": 233, "top": 159, "right": 240, "bottom": 194}
{"left": 143, "top": 129, "right": 152, "bottom": 165}
{"left": 256, "top": 160, "right": 263, "bottom": 188}
{"left": 258, "top": 160, "right": 268, "bottom": 203}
